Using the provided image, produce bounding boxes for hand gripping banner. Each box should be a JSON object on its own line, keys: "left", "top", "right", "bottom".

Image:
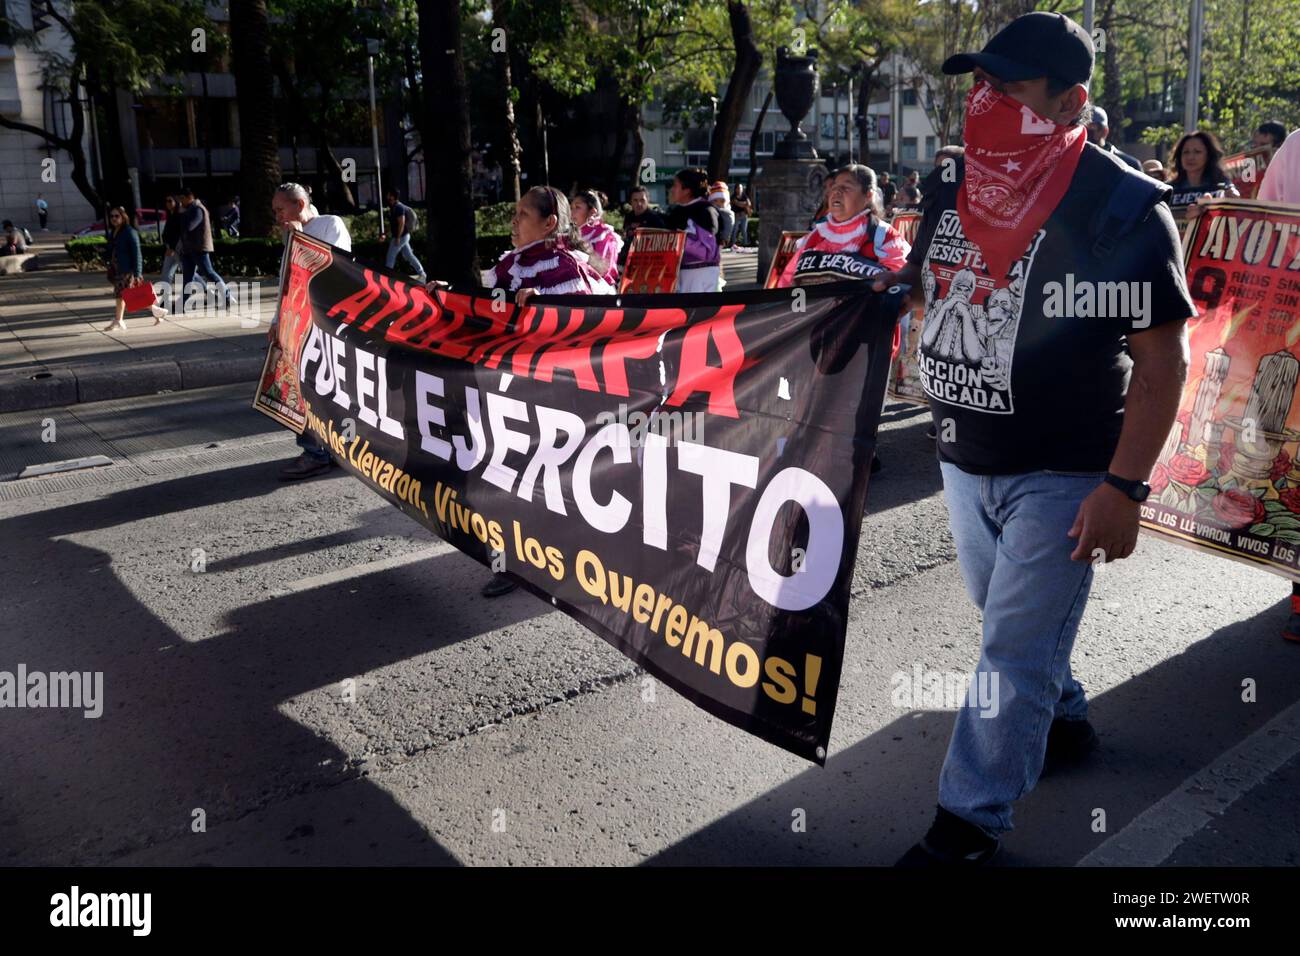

{"left": 256, "top": 232, "right": 902, "bottom": 762}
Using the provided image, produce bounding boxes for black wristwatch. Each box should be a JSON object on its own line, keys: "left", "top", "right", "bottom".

{"left": 1104, "top": 472, "right": 1151, "bottom": 502}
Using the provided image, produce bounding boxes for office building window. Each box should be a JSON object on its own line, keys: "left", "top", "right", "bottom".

{"left": 901, "top": 89, "right": 917, "bottom": 107}
{"left": 902, "top": 137, "right": 918, "bottom": 160}
{"left": 926, "top": 136, "right": 936, "bottom": 158}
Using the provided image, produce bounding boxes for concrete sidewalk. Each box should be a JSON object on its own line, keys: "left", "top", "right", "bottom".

{"left": 0, "top": 232, "right": 277, "bottom": 412}
{"left": 0, "top": 240, "right": 761, "bottom": 413}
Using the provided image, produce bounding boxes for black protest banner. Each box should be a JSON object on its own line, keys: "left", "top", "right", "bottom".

{"left": 257, "top": 232, "right": 902, "bottom": 763}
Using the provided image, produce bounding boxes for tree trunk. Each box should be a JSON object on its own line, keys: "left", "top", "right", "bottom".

{"left": 229, "top": 0, "right": 282, "bottom": 236}
{"left": 1101, "top": 0, "right": 1122, "bottom": 140}
{"left": 313, "top": 138, "right": 359, "bottom": 212}
{"left": 93, "top": 76, "right": 134, "bottom": 210}
{"left": 417, "top": 0, "right": 477, "bottom": 285}
{"left": 630, "top": 102, "right": 646, "bottom": 189}
{"left": 607, "top": 95, "right": 630, "bottom": 193}
{"left": 707, "top": 0, "right": 762, "bottom": 182}
{"left": 200, "top": 70, "right": 214, "bottom": 184}
{"left": 747, "top": 89, "right": 772, "bottom": 185}
{"left": 493, "top": 0, "right": 522, "bottom": 202}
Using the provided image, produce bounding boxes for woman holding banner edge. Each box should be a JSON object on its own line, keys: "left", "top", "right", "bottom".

{"left": 428, "top": 185, "right": 613, "bottom": 597}
{"left": 775, "top": 164, "right": 911, "bottom": 475}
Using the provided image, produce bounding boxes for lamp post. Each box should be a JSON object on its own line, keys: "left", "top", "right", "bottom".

{"left": 1184, "top": 0, "right": 1204, "bottom": 132}
{"left": 365, "top": 37, "right": 385, "bottom": 236}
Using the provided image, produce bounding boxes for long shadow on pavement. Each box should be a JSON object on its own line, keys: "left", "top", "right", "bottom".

{"left": 0, "top": 463, "right": 549, "bottom": 865}
{"left": 644, "top": 599, "right": 1300, "bottom": 865}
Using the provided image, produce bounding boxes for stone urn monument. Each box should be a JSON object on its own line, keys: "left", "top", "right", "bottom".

{"left": 756, "top": 46, "right": 830, "bottom": 282}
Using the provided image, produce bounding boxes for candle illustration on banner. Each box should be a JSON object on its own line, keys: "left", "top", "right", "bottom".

{"left": 1223, "top": 351, "right": 1300, "bottom": 495}
{"left": 1186, "top": 347, "right": 1230, "bottom": 463}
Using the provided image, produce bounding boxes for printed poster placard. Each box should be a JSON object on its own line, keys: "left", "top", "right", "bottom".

{"left": 888, "top": 210, "right": 927, "bottom": 405}
{"left": 1139, "top": 199, "right": 1300, "bottom": 580}
{"left": 253, "top": 234, "right": 334, "bottom": 431}
{"left": 618, "top": 228, "right": 685, "bottom": 294}
{"left": 763, "top": 230, "right": 808, "bottom": 288}
{"left": 1223, "top": 145, "right": 1273, "bottom": 201}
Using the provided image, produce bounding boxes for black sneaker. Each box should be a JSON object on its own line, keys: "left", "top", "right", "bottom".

{"left": 1041, "top": 717, "right": 1099, "bottom": 775}
{"left": 481, "top": 575, "right": 519, "bottom": 598}
{"left": 895, "top": 806, "right": 1000, "bottom": 867}
{"left": 278, "top": 453, "right": 334, "bottom": 480}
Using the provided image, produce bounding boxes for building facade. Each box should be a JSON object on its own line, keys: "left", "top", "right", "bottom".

{"left": 0, "top": 0, "right": 96, "bottom": 231}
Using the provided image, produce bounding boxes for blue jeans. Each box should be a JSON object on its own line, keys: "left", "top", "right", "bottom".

{"left": 181, "top": 252, "right": 231, "bottom": 305}
{"left": 733, "top": 215, "right": 749, "bottom": 246}
{"left": 936, "top": 461, "right": 1105, "bottom": 835}
{"left": 386, "top": 234, "right": 425, "bottom": 278}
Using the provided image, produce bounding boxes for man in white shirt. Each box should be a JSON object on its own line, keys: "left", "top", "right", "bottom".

{"left": 271, "top": 182, "right": 353, "bottom": 479}
{"left": 1258, "top": 128, "right": 1300, "bottom": 206}
{"left": 273, "top": 182, "right": 351, "bottom": 251}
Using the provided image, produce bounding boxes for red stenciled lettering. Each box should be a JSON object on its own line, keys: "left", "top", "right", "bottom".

{"left": 665, "top": 305, "right": 746, "bottom": 418}
{"left": 325, "top": 268, "right": 383, "bottom": 327}
{"left": 510, "top": 306, "right": 588, "bottom": 376}
{"left": 357, "top": 274, "right": 410, "bottom": 332}
{"left": 533, "top": 308, "right": 627, "bottom": 392}
{"left": 384, "top": 286, "right": 442, "bottom": 348}
{"left": 460, "top": 297, "right": 518, "bottom": 362}
{"left": 601, "top": 308, "right": 687, "bottom": 397}
{"left": 430, "top": 291, "right": 509, "bottom": 361}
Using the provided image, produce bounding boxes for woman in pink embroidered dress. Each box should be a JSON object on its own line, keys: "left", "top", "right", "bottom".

{"left": 570, "top": 188, "right": 623, "bottom": 287}
{"left": 473, "top": 186, "right": 615, "bottom": 308}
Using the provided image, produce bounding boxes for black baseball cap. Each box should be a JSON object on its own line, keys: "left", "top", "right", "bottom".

{"left": 942, "top": 12, "right": 1094, "bottom": 88}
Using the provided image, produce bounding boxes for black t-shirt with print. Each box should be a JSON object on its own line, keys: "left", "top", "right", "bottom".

{"left": 1168, "top": 177, "right": 1233, "bottom": 207}
{"left": 906, "top": 143, "right": 1197, "bottom": 475}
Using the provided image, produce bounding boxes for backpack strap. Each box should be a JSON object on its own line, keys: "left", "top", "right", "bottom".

{"left": 1089, "top": 166, "right": 1172, "bottom": 259}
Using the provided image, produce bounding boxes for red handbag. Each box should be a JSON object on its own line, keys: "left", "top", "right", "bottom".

{"left": 121, "top": 281, "right": 157, "bottom": 312}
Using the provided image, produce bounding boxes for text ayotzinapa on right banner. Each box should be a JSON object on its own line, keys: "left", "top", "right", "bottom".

{"left": 1140, "top": 199, "right": 1300, "bottom": 580}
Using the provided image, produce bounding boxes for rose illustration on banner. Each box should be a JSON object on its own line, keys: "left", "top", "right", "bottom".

{"left": 1211, "top": 489, "right": 1266, "bottom": 529}
{"left": 1168, "top": 452, "right": 1211, "bottom": 486}
{"left": 1281, "top": 487, "right": 1300, "bottom": 515}
{"left": 1160, "top": 452, "right": 1212, "bottom": 509}
{"left": 1271, "top": 449, "right": 1292, "bottom": 482}
{"left": 1149, "top": 462, "right": 1170, "bottom": 495}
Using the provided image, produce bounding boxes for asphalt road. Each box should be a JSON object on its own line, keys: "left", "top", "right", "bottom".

{"left": 2, "top": 383, "right": 1298, "bottom": 867}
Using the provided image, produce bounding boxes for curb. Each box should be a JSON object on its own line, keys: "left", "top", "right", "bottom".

{"left": 0, "top": 352, "right": 266, "bottom": 413}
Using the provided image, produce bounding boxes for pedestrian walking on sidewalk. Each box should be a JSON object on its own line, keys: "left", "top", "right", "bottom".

{"left": 35, "top": 194, "right": 49, "bottom": 230}
{"left": 150, "top": 196, "right": 184, "bottom": 320}
{"left": 104, "top": 208, "right": 145, "bottom": 332}
{"left": 177, "top": 187, "right": 235, "bottom": 310}
{"left": 381, "top": 188, "right": 426, "bottom": 283}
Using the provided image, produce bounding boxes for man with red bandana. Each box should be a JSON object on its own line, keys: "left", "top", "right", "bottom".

{"left": 872, "top": 12, "right": 1196, "bottom": 866}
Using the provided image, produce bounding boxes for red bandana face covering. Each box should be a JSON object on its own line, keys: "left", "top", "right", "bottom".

{"left": 957, "top": 80, "right": 1087, "bottom": 280}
